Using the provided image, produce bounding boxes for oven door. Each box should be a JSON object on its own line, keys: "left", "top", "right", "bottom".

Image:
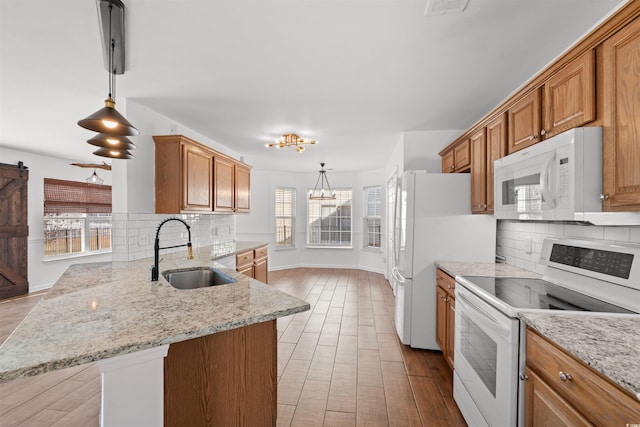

{"left": 454, "top": 285, "right": 520, "bottom": 427}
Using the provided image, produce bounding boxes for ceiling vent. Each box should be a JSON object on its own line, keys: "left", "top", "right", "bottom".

{"left": 424, "top": 0, "right": 469, "bottom": 16}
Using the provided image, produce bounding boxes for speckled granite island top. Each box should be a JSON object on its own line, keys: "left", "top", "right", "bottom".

{"left": 521, "top": 312, "right": 640, "bottom": 400}
{"left": 0, "top": 246, "right": 310, "bottom": 383}
{"left": 435, "top": 261, "right": 541, "bottom": 279}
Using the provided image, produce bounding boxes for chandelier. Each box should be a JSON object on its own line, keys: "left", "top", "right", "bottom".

{"left": 309, "top": 163, "right": 336, "bottom": 200}
{"left": 266, "top": 133, "right": 317, "bottom": 153}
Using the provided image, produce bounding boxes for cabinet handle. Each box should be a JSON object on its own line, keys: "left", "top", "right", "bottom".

{"left": 559, "top": 371, "right": 573, "bottom": 382}
{"left": 599, "top": 193, "right": 610, "bottom": 200}
{"left": 449, "top": 165, "right": 455, "bottom": 171}
{"left": 540, "top": 129, "right": 549, "bottom": 136}
{"left": 529, "top": 134, "right": 539, "bottom": 141}
{"left": 447, "top": 285, "right": 452, "bottom": 290}
{"left": 519, "top": 373, "right": 529, "bottom": 381}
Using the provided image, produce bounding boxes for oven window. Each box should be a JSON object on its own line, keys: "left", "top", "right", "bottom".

{"left": 501, "top": 173, "right": 542, "bottom": 212}
{"left": 460, "top": 313, "right": 497, "bottom": 397}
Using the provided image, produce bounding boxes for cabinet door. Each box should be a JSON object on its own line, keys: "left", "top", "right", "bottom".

{"left": 445, "top": 297, "right": 455, "bottom": 369}
{"left": 486, "top": 113, "right": 507, "bottom": 213}
{"left": 182, "top": 144, "right": 212, "bottom": 211}
{"left": 524, "top": 368, "right": 591, "bottom": 427}
{"left": 542, "top": 50, "right": 595, "bottom": 138}
{"left": 442, "top": 149, "right": 455, "bottom": 173}
{"left": 235, "top": 164, "right": 251, "bottom": 213}
{"left": 213, "top": 157, "right": 235, "bottom": 212}
{"left": 470, "top": 129, "right": 487, "bottom": 213}
{"left": 602, "top": 16, "right": 640, "bottom": 211}
{"left": 435, "top": 286, "right": 447, "bottom": 352}
{"left": 254, "top": 258, "right": 268, "bottom": 283}
{"left": 454, "top": 139, "right": 471, "bottom": 171}
{"left": 508, "top": 89, "right": 542, "bottom": 154}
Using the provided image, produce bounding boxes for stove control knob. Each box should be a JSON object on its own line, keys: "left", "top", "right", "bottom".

{"left": 559, "top": 371, "right": 573, "bottom": 382}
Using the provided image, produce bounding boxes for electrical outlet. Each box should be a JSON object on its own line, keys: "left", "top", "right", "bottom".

{"left": 139, "top": 234, "right": 149, "bottom": 246}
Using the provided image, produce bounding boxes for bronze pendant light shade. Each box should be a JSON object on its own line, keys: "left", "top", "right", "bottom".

{"left": 87, "top": 133, "right": 136, "bottom": 150}
{"left": 93, "top": 147, "right": 135, "bottom": 159}
{"left": 79, "top": 0, "right": 138, "bottom": 158}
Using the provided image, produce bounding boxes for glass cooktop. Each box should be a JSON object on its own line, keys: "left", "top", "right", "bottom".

{"left": 459, "top": 276, "right": 635, "bottom": 314}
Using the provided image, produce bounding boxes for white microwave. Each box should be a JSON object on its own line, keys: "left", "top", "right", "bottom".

{"left": 494, "top": 127, "right": 603, "bottom": 222}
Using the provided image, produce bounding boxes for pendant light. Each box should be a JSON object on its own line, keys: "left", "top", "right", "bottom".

{"left": 93, "top": 147, "right": 135, "bottom": 159}
{"left": 86, "top": 169, "right": 105, "bottom": 185}
{"left": 78, "top": 0, "right": 139, "bottom": 138}
{"left": 87, "top": 133, "right": 136, "bottom": 151}
{"left": 309, "top": 163, "right": 336, "bottom": 200}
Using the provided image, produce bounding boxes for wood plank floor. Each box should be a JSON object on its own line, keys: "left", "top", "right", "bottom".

{"left": 0, "top": 268, "right": 467, "bottom": 427}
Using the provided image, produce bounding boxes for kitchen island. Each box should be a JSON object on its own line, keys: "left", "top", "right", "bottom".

{"left": 0, "top": 246, "right": 310, "bottom": 426}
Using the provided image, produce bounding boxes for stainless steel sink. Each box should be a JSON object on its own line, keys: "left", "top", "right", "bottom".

{"left": 162, "top": 267, "right": 237, "bottom": 289}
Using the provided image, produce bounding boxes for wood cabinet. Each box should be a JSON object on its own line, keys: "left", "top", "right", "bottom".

{"left": 508, "top": 88, "right": 542, "bottom": 154}
{"left": 435, "top": 268, "right": 456, "bottom": 369}
{"left": 154, "top": 135, "right": 251, "bottom": 214}
{"left": 470, "top": 128, "right": 488, "bottom": 213}
{"left": 524, "top": 327, "right": 640, "bottom": 426}
{"left": 542, "top": 50, "right": 596, "bottom": 139}
{"left": 441, "top": 138, "right": 471, "bottom": 173}
{"left": 486, "top": 113, "right": 507, "bottom": 213}
{"left": 164, "top": 320, "right": 277, "bottom": 426}
{"left": 236, "top": 245, "right": 268, "bottom": 283}
{"left": 602, "top": 15, "right": 640, "bottom": 211}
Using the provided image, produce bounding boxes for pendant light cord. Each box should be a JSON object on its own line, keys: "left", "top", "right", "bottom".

{"left": 107, "top": 4, "right": 113, "bottom": 100}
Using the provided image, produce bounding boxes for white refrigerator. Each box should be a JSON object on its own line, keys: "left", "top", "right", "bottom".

{"left": 391, "top": 171, "right": 496, "bottom": 349}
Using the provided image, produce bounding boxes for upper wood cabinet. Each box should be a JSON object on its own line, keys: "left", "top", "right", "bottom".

{"left": 602, "top": 15, "right": 640, "bottom": 211}
{"left": 441, "top": 138, "right": 471, "bottom": 173}
{"left": 470, "top": 128, "right": 487, "bottom": 213}
{"left": 486, "top": 113, "right": 507, "bottom": 213}
{"left": 508, "top": 88, "right": 542, "bottom": 154}
{"left": 154, "top": 135, "right": 251, "bottom": 214}
{"left": 542, "top": 50, "right": 596, "bottom": 139}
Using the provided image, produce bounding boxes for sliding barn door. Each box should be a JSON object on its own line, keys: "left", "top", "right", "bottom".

{"left": 0, "top": 162, "right": 29, "bottom": 300}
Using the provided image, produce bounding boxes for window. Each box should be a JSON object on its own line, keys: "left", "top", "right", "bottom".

{"left": 307, "top": 189, "right": 352, "bottom": 247}
{"left": 43, "top": 178, "right": 112, "bottom": 257}
{"left": 364, "top": 186, "right": 382, "bottom": 249}
{"left": 275, "top": 187, "right": 295, "bottom": 248}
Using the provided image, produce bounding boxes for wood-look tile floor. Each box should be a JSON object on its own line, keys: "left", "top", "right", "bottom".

{"left": 0, "top": 268, "right": 467, "bottom": 427}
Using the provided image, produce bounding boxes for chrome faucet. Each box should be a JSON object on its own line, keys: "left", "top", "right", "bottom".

{"left": 150, "top": 218, "right": 194, "bottom": 281}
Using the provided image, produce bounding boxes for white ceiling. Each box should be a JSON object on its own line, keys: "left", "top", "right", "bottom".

{"left": 0, "top": 0, "right": 625, "bottom": 173}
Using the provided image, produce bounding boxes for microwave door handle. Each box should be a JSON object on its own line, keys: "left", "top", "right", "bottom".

{"left": 540, "top": 153, "right": 557, "bottom": 208}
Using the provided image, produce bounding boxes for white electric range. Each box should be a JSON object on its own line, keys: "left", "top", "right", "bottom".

{"left": 452, "top": 237, "right": 640, "bottom": 427}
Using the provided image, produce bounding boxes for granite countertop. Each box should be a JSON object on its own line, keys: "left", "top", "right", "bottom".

{"left": 435, "top": 261, "right": 541, "bottom": 279}
{"left": 0, "top": 245, "right": 309, "bottom": 383}
{"left": 211, "top": 240, "right": 268, "bottom": 260}
{"left": 521, "top": 312, "right": 640, "bottom": 400}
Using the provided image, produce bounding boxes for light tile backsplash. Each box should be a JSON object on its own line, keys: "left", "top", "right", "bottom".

{"left": 112, "top": 213, "right": 235, "bottom": 262}
{"left": 497, "top": 220, "right": 640, "bottom": 274}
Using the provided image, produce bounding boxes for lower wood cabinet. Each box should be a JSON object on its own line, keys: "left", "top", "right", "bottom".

{"left": 236, "top": 245, "right": 268, "bottom": 283}
{"left": 164, "top": 320, "right": 277, "bottom": 426}
{"left": 435, "top": 268, "right": 456, "bottom": 369}
{"left": 525, "top": 327, "right": 640, "bottom": 426}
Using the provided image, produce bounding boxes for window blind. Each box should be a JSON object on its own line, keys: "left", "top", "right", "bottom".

{"left": 44, "top": 178, "right": 112, "bottom": 214}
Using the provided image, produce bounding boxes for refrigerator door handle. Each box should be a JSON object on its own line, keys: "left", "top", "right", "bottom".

{"left": 391, "top": 267, "right": 405, "bottom": 284}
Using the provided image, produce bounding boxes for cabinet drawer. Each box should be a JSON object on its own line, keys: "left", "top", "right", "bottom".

{"left": 254, "top": 245, "right": 268, "bottom": 261}
{"left": 236, "top": 250, "right": 254, "bottom": 267}
{"left": 436, "top": 268, "right": 455, "bottom": 298}
{"left": 526, "top": 328, "right": 640, "bottom": 426}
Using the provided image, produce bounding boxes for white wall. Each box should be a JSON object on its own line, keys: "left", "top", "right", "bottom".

{"left": 235, "top": 168, "right": 388, "bottom": 274}
{"left": 0, "top": 146, "right": 113, "bottom": 291}
{"left": 403, "top": 130, "right": 463, "bottom": 172}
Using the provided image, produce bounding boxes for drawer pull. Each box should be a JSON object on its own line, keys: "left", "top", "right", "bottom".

{"left": 559, "top": 371, "right": 573, "bottom": 382}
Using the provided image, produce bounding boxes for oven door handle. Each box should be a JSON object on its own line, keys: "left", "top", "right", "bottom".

{"left": 457, "top": 294, "right": 511, "bottom": 338}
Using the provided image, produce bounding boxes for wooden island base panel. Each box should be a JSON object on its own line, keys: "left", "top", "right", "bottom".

{"left": 164, "top": 320, "right": 277, "bottom": 427}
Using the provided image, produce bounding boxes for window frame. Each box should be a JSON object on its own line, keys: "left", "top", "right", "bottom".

{"left": 363, "top": 185, "right": 383, "bottom": 251}
{"left": 306, "top": 188, "right": 353, "bottom": 249}
{"left": 275, "top": 187, "right": 296, "bottom": 249}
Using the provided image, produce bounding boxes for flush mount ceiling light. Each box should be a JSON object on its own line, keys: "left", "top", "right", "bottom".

{"left": 78, "top": 0, "right": 139, "bottom": 150}
{"left": 309, "top": 163, "right": 336, "bottom": 200}
{"left": 86, "top": 169, "right": 105, "bottom": 185}
{"left": 265, "top": 133, "right": 317, "bottom": 153}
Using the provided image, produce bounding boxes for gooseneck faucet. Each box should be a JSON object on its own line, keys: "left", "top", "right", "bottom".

{"left": 150, "top": 218, "right": 194, "bottom": 281}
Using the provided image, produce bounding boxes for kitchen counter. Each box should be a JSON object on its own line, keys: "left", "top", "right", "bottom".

{"left": 0, "top": 245, "right": 309, "bottom": 383}
{"left": 211, "top": 240, "right": 267, "bottom": 260}
{"left": 435, "top": 261, "right": 541, "bottom": 279}
{"left": 521, "top": 312, "right": 640, "bottom": 400}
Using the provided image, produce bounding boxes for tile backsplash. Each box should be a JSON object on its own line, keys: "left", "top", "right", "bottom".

{"left": 112, "top": 213, "right": 235, "bottom": 262}
{"left": 497, "top": 220, "right": 640, "bottom": 274}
